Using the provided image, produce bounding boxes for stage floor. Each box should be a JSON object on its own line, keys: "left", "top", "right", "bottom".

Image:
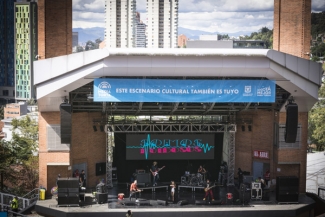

{"left": 35, "top": 182, "right": 315, "bottom": 217}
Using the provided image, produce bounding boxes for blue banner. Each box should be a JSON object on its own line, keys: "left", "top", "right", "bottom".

{"left": 94, "top": 79, "right": 275, "bottom": 103}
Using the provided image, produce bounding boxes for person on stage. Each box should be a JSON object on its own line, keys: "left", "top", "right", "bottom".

{"left": 79, "top": 170, "right": 86, "bottom": 187}
{"left": 198, "top": 165, "right": 207, "bottom": 180}
{"left": 170, "top": 181, "right": 176, "bottom": 202}
{"left": 203, "top": 179, "right": 214, "bottom": 201}
{"left": 129, "top": 180, "right": 142, "bottom": 202}
{"left": 264, "top": 169, "right": 270, "bottom": 187}
{"left": 150, "top": 161, "right": 160, "bottom": 186}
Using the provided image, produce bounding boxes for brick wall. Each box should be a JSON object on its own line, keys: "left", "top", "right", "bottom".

{"left": 38, "top": 0, "right": 72, "bottom": 59}
{"left": 273, "top": 0, "right": 311, "bottom": 59}
{"left": 38, "top": 112, "right": 69, "bottom": 195}
{"left": 235, "top": 110, "right": 307, "bottom": 193}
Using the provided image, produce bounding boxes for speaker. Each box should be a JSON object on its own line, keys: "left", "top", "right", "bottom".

{"left": 58, "top": 196, "right": 79, "bottom": 205}
{"left": 57, "top": 178, "right": 79, "bottom": 188}
{"left": 136, "top": 173, "right": 151, "bottom": 183}
{"left": 195, "top": 200, "right": 206, "bottom": 205}
{"left": 60, "top": 103, "right": 71, "bottom": 144}
{"left": 96, "top": 162, "right": 106, "bottom": 176}
{"left": 177, "top": 200, "right": 188, "bottom": 206}
{"left": 276, "top": 176, "right": 299, "bottom": 203}
{"left": 138, "top": 200, "right": 151, "bottom": 206}
{"left": 285, "top": 103, "right": 298, "bottom": 143}
{"left": 96, "top": 192, "right": 108, "bottom": 204}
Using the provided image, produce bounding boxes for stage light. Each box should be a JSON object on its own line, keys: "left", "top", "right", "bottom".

{"left": 158, "top": 103, "right": 163, "bottom": 110}
{"left": 93, "top": 125, "right": 97, "bottom": 132}
{"left": 241, "top": 125, "right": 245, "bottom": 131}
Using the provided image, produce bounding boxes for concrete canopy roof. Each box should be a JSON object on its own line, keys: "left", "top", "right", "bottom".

{"left": 33, "top": 48, "right": 323, "bottom": 114}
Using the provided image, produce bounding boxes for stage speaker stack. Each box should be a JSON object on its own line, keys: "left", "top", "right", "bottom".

{"left": 157, "top": 200, "right": 167, "bottom": 206}
{"left": 276, "top": 176, "right": 299, "bottom": 203}
{"left": 60, "top": 103, "right": 71, "bottom": 144}
{"left": 285, "top": 103, "right": 298, "bottom": 143}
{"left": 57, "top": 178, "right": 79, "bottom": 206}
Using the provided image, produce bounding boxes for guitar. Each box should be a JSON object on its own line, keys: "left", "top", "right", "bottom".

{"left": 204, "top": 185, "right": 216, "bottom": 192}
{"left": 151, "top": 166, "right": 165, "bottom": 176}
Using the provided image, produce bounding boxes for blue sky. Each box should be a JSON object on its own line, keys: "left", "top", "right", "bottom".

{"left": 73, "top": 0, "right": 325, "bottom": 34}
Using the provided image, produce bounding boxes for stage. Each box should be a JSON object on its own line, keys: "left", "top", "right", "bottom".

{"left": 35, "top": 182, "right": 315, "bottom": 217}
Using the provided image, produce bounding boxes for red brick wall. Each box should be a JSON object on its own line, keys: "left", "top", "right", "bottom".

{"left": 38, "top": 112, "right": 70, "bottom": 195}
{"left": 70, "top": 112, "right": 107, "bottom": 188}
{"left": 235, "top": 110, "right": 307, "bottom": 193}
{"left": 273, "top": 0, "right": 311, "bottom": 59}
{"left": 38, "top": 0, "right": 72, "bottom": 59}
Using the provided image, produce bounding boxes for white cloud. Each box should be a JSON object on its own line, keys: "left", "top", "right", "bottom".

{"left": 72, "top": 0, "right": 324, "bottom": 34}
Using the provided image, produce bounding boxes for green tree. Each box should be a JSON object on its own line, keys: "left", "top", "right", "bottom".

{"left": 309, "top": 80, "right": 325, "bottom": 151}
{"left": 0, "top": 105, "right": 3, "bottom": 120}
{"left": 0, "top": 115, "right": 39, "bottom": 194}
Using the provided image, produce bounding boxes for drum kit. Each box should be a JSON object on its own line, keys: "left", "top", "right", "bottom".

{"left": 185, "top": 173, "right": 204, "bottom": 186}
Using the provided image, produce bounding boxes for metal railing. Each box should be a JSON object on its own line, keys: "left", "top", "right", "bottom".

{"left": 0, "top": 188, "right": 39, "bottom": 216}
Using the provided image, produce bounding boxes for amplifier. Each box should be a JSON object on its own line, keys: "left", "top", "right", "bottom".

{"left": 136, "top": 169, "right": 146, "bottom": 174}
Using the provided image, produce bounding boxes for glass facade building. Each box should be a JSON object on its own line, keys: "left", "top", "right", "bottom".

{"left": 14, "top": 2, "right": 37, "bottom": 100}
{"left": 0, "top": 1, "right": 15, "bottom": 89}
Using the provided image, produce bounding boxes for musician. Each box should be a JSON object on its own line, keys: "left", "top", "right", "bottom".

{"left": 79, "top": 170, "right": 86, "bottom": 187}
{"left": 150, "top": 161, "right": 159, "bottom": 186}
{"left": 129, "top": 180, "right": 142, "bottom": 202}
{"left": 198, "top": 165, "right": 207, "bottom": 180}
{"left": 170, "top": 181, "right": 176, "bottom": 202}
{"left": 203, "top": 179, "right": 214, "bottom": 201}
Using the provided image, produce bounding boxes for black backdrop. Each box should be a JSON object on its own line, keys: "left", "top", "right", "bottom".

{"left": 113, "top": 133, "right": 224, "bottom": 183}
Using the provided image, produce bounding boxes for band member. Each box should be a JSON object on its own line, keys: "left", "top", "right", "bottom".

{"left": 170, "top": 181, "right": 176, "bottom": 202}
{"left": 198, "top": 165, "right": 207, "bottom": 180}
{"left": 203, "top": 179, "right": 214, "bottom": 201}
{"left": 150, "top": 161, "right": 159, "bottom": 186}
{"left": 79, "top": 170, "right": 86, "bottom": 187}
{"left": 129, "top": 180, "right": 142, "bottom": 202}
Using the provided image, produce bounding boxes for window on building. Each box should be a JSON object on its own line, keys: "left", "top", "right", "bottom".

{"left": 47, "top": 125, "right": 70, "bottom": 151}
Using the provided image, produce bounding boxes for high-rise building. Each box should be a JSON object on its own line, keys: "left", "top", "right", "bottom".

{"left": 273, "top": 0, "right": 311, "bottom": 59}
{"left": 105, "top": 0, "right": 136, "bottom": 48}
{"left": 178, "top": 34, "right": 187, "bottom": 48}
{"left": 146, "top": 0, "right": 178, "bottom": 48}
{"left": 0, "top": 0, "right": 16, "bottom": 101}
{"left": 135, "top": 12, "right": 146, "bottom": 48}
{"left": 14, "top": 1, "right": 38, "bottom": 100}
{"left": 72, "top": 32, "right": 79, "bottom": 52}
{"left": 38, "top": 0, "right": 72, "bottom": 59}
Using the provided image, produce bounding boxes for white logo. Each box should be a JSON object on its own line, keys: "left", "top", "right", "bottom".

{"left": 257, "top": 86, "right": 271, "bottom": 96}
{"left": 245, "top": 86, "right": 251, "bottom": 93}
{"left": 97, "top": 81, "right": 111, "bottom": 97}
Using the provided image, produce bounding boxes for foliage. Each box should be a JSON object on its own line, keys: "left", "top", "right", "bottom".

{"left": 240, "top": 27, "right": 273, "bottom": 49}
{"left": 0, "top": 115, "right": 39, "bottom": 194}
{"left": 85, "top": 38, "right": 103, "bottom": 51}
{"left": 311, "top": 43, "right": 325, "bottom": 59}
{"left": 311, "top": 11, "right": 325, "bottom": 38}
{"left": 309, "top": 80, "right": 325, "bottom": 151}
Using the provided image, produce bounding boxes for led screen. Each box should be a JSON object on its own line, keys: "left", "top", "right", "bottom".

{"left": 126, "top": 134, "right": 215, "bottom": 160}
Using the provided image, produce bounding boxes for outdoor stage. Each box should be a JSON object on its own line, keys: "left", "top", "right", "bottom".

{"left": 35, "top": 182, "right": 315, "bottom": 217}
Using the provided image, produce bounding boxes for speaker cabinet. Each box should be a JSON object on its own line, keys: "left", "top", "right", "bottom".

{"left": 60, "top": 103, "right": 71, "bottom": 144}
{"left": 276, "top": 176, "right": 299, "bottom": 203}
{"left": 57, "top": 178, "right": 79, "bottom": 188}
{"left": 285, "top": 103, "right": 298, "bottom": 143}
{"left": 136, "top": 173, "right": 151, "bottom": 184}
{"left": 96, "top": 192, "right": 108, "bottom": 204}
{"left": 177, "top": 200, "right": 188, "bottom": 206}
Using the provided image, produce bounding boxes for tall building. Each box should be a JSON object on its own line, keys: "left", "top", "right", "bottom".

{"left": 105, "top": 0, "right": 136, "bottom": 48}
{"left": 178, "top": 34, "right": 187, "bottom": 48}
{"left": 38, "top": 0, "right": 72, "bottom": 59}
{"left": 72, "top": 32, "right": 78, "bottom": 52}
{"left": 273, "top": 0, "right": 311, "bottom": 59}
{"left": 146, "top": 0, "right": 178, "bottom": 48}
{"left": 135, "top": 12, "right": 146, "bottom": 48}
{"left": 0, "top": 0, "right": 16, "bottom": 101}
{"left": 14, "top": 1, "right": 38, "bottom": 100}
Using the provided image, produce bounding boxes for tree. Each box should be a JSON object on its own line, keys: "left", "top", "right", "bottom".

{"left": 0, "top": 115, "right": 39, "bottom": 194}
{"left": 309, "top": 80, "right": 325, "bottom": 151}
{"left": 0, "top": 105, "right": 3, "bottom": 120}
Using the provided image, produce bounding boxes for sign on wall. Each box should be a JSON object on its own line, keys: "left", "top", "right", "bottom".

{"left": 94, "top": 78, "right": 275, "bottom": 103}
{"left": 253, "top": 150, "right": 270, "bottom": 159}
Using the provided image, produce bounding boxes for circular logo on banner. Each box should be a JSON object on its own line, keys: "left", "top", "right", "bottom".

{"left": 98, "top": 81, "right": 111, "bottom": 97}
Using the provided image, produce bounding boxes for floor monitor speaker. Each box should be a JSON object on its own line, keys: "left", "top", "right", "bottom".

{"left": 177, "top": 200, "right": 188, "bottom": 206}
